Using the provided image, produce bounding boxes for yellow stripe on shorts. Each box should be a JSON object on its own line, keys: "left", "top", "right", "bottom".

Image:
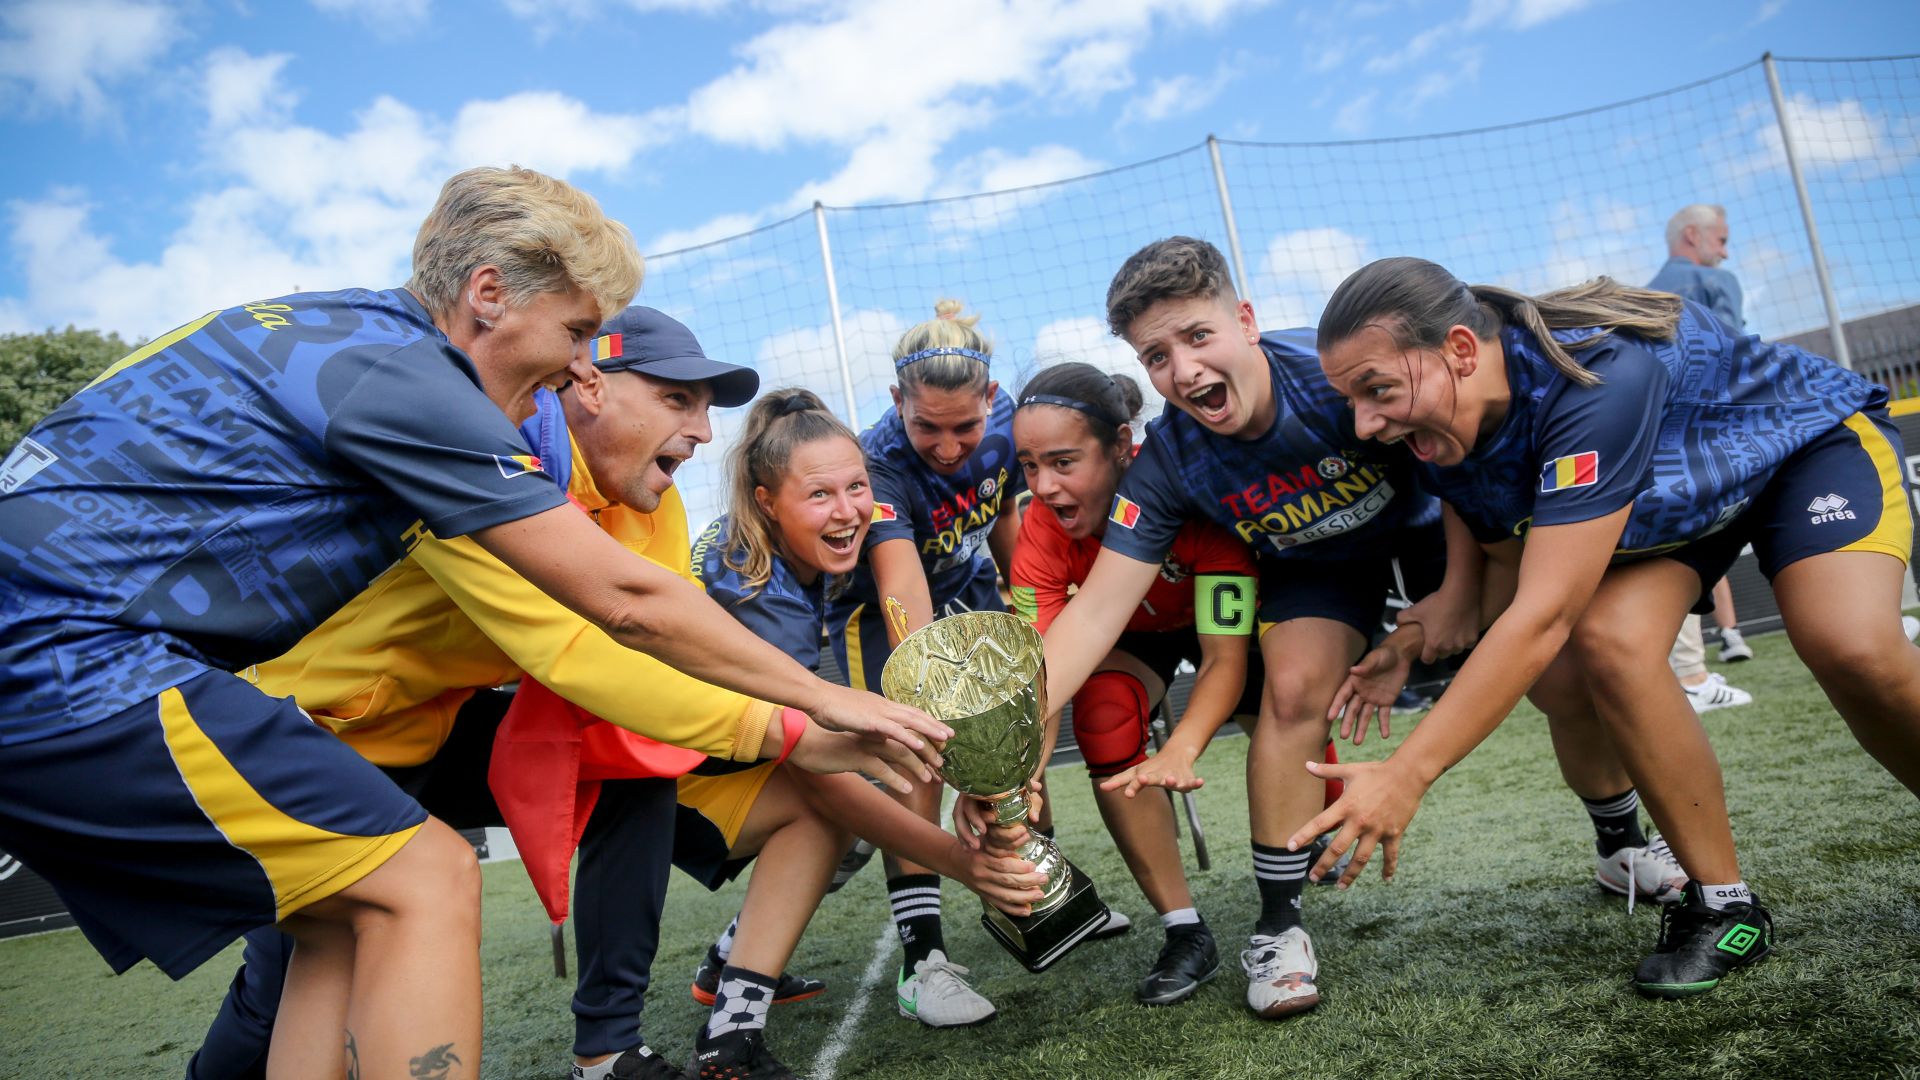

{"left": 157, "top": 688, "right": 421, "bottom": 920}
{"left": 1838, "top": 412, "right": 1912, "bottom": 565}
{"left": 843, "top": 603, "right": 868, "bottom": 690}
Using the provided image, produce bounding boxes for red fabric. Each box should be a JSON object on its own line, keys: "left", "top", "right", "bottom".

{"left": 1322, "top": 739, "right": 1343, "bottom": 806}
{"left": 1012, "top": 501, "right": 1255, "bottom": 635}
{"left": 1070, "top": 670, "right": 1152, "bottom": 777}
{"left": 487, "top": 677, "right": 708, "bottom": 924}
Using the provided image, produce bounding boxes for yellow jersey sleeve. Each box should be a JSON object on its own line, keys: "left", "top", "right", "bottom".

{"left": 407, "top": 501, "right": 776, "bottom": 762}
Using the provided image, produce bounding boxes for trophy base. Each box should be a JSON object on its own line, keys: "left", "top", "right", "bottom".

{"left": 979, "top": 857, "right": 1108, "bottom": 974}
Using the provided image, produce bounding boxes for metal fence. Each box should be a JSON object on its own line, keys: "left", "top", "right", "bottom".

{"left": 630, "top": 54, "right": 1920, "bottom": 531}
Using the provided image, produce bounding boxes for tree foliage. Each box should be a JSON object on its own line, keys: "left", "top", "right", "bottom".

{"left": 0, "top": 327, "right": 135, "bottom": 449}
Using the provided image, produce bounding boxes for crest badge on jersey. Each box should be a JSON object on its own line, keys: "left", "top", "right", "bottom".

{"left": 872, "top": 502, "right": 898, "bottom": 522}
{"left": 495, "top": 453, "right": 546, "bottom": 480}
{"left": 1109, "top": 494, "right": 1141, "bottom": 529}
{"left": 1317, "top": 455, "right": 1348, "bottom": 479}
{"left": 1539, "top": 451, "right": 1598, "bottom": 492}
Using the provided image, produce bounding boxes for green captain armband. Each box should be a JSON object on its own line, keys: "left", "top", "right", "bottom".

{"left": 1195, "top": 574, "right": 1256, "bottom": 635}
{"left": 1011, "top": 585, "right": 1039, "bottom": 623}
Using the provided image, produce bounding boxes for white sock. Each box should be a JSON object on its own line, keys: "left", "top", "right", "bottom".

{"left": 573, "top": 1046, "right": 654, "bottom": 1079}
{"left": 1698, "top": 881, "right": 1752, "bottom": 910}
{"left": 714, "top": 915, "right": 739, "bottom": 962}
{"left": 1160, "top": 907, "right": 1201, "bottom": 929}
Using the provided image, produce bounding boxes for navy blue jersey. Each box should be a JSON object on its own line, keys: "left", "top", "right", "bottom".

{"left": 1419, "top": 301, "right": 1888, "bottom": 555}
{"left": 693, "top": 514, "right": 830, "bottom": 670}
{"left": 835, "top": 386, "right": 1024, "bottom": 612}
{"left": 1103, "top": 329, "right": 1421, "bottom": 565}
{"left": 0, "top": 288, "right": 568, "bottom": 744}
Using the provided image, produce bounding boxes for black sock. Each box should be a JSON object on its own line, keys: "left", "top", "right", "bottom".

{"left": 887, "top": 873, "right": 944, "bottom": 968}
{"left": 1251, "top": 842, "right": 1308, "bottom": 936}
{"left": 1582, "top": 788, "right": 1647, "bottom": 857}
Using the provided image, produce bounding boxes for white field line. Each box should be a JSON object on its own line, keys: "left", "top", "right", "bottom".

{"left": 810, "top": 922, "right": 897, "bottom": 1080}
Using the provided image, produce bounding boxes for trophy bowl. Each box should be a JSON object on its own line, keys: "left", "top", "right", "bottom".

{"left": 880, "top": 610, "right": 1109, "bottom": 973}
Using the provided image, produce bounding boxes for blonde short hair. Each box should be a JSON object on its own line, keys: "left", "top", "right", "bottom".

{"left": 408, "top": 166, "right": 643, "bottom": 322}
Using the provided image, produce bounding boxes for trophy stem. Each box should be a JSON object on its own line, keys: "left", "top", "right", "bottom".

{"left": 985, "top": 789, "right": 1073, "bottom": 913}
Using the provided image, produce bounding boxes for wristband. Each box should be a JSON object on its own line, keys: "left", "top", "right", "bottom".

{"left": 773, "top": 707, "right": 809, "bottom": 765}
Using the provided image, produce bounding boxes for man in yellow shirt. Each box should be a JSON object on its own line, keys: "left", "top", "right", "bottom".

{"left": 190, "top": 308, "right": 1044, "bottom": 1080}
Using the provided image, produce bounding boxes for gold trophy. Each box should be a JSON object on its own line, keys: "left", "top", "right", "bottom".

{"left": 880, "top": 607, "right": 1110, "bottom": 973}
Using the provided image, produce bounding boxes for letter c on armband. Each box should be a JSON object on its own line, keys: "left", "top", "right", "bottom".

{"left": 1196, "top": 574, "right": 1256, "bottom": 635}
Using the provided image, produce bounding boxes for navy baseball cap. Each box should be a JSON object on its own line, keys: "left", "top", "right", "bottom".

{"left": 589, "top": 306, "right": 759, "bottom": 408}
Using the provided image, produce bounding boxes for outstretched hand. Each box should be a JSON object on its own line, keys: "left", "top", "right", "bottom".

{"left": 1284, "top": 757, "right": 1431, "bottom": 888}
{"left": 1328, "top": 644, "right": 1412, "bottom": 745}
{"left": 805, "top": 683, "right": 949, "bottom": 778}
{"left": 1097, "top": 752, "right": 1204, "bottom": 799}
{"left": 785, "top": 726, "right": 925, "bottom": 794}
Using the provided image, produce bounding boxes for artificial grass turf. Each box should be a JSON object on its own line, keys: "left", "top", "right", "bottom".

{"left": 2, "top": 643, "right": 1916, "bottom": 1078}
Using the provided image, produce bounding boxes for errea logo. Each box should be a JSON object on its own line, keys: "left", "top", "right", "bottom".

{"left": 1808, "top": 493, "right": 1856, "bottom": 524}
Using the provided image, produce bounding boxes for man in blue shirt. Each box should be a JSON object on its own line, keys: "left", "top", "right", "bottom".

{"left": 1647, "top": 203, "right": 1761, "bottom": 695}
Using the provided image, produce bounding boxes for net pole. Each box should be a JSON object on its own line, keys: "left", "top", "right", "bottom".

{"left": 1207, "top": 135, "right": 1252, "bottom": 298}
{"left": 813, "top": 201, "right": 861, "bottom": 425}
{"left": 1763, "top": 53, "right": 1853, "bottom": 368}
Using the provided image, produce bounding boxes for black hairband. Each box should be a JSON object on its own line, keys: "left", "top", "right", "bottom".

{"left": 1017, "top": 393, "right": 1121, "bottom": 427}
{"left": 770, "top": 393, "right": 818, "bottom": 417}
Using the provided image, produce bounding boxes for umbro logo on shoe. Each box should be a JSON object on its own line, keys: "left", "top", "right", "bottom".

{"left": 1808, "top": 493, "right": 1856, "bottom": 524}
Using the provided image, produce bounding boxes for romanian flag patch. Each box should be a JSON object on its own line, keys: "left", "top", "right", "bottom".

{"left": 1109, "top": 495, "right": 1142, "bottom": 529}
{"left": 593, "top": 333, "right": 622, "bottom": 362}
{"left": 495, "top": 453, "right": 545, "bottom": 479}
{"left": 1540, "top": 451, "right": 1599, "bottom": 492}
{"left": 872, "top": 503, "right": 898, "bottom": 522}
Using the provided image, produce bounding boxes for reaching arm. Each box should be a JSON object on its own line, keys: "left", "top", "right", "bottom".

{"left": 1035, "top": 548, "right": 1163, "bottom": 770}
{"left": 469, "top": 505, "right": 950, "bottom": 760}
{"left": 1100, "top": 628, "right": 1248, "bottom": 798}
{"left": 867, "top": 537, "right": 936, "bottom": 647}
{"left": 1289, "top": 506, "right": 1630, "bottom": 884}
{"left": 987, "top": 505, "right": 1021, "bottom": 581}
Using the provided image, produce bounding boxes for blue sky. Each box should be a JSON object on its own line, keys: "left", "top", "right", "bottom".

{"left": 2, "top": 0, "right": 1914, "bottom": 343}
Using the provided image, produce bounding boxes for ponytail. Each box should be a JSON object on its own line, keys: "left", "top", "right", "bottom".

{"left": 1320, "top": 257, "right": 1683, "bottom": 389}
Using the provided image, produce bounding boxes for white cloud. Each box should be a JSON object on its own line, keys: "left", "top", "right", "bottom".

{"left": 1118, "top": 70, "right": 1234, "bottom": 127}
{"left": 311, "top": 0, "right": 432, "bottom": 30}
{"left": 1360, "top": 0, "right": 1595, "bottom": 82}
{"left": 0, "top": 0, "right": 182, "bottom": 121}
{"left": 1512, "top": 196, "right": 1648, "bottom": 294}
{"left": 1332, "top": 91, "right": 1376, "bottom": 135}
{"left": 647, "top": 213, "right": 764, "bottom": 256}
{"left": 1029, "top": 315, "right": 1166, "bottom": 420}
{"left": 3, "top": 55, "right": 671, "bottom": 340}
{"left": 1729, "top": 94, "right": 1920, "bottom": 181}
{"left": 926, "top": 144, "right": 1105, "bottom": 238}
{"left": 688, "top": 0, "right": 1269, "bottom": 208}
{"left": 1253, "top": 227, "right": 1371, "bottom": 329}
{"left": 1747, "top": 0, "right": 1786, "bottom": 28}
{"left": 204, "top": 49, "right": 297, "bottom": 129}
{"left": 448, "top": 92, "right": 679, "bottom": 176}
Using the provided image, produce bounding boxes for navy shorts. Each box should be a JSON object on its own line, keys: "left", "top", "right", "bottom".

{"left": 1660, "top": 410, "right": 1912, "bottom": 608}
{"left": 1112, "top": 627, "right": 1264, "bottom": 716}
{"left": 1255, "top": 554, "right": 1396, "bottom": 639}
{"left": 0, "top": 670, "right": 427, "bottom": 979}
{"left": 829, "top": 568, "right": 1006, "bottom": 691}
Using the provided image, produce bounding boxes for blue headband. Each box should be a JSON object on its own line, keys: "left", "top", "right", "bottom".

{"left": 1017, "top": 393, "right": 1122, "bottom": 427}
{"left": 894, "top": 346, "right": 991, "bottom": 370}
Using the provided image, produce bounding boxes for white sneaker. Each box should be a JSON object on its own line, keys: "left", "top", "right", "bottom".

{"left": 1595, "top": 835, "right": 1687, "bottom": 914}
{"left": 1241, "top": 927, "right": 1320, "bottom": 1018}
{"left": 897, "top": 950, "right": 996, "bottom": 1027}
{"left": 1683, "top": 672, "right": 1752, "bottom": 713}
{"left": 1716, "top": 627, "right": 1754, "bottom": 663}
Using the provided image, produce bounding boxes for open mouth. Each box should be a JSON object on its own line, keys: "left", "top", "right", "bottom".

{"left": 1047, "top": 501, "right": 1081, "bottom": 528}
{"left": 655, "top": 455, "right": 684, "bottom": 479}
{"left": 1186, "top": 383, "right": 1230, "bottom": 425}
{"left": 1404, "top": 431, "right": 1435, "bottom": 462}
{"left": 822, "top": 527, "right": 858, "bottom": 555}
